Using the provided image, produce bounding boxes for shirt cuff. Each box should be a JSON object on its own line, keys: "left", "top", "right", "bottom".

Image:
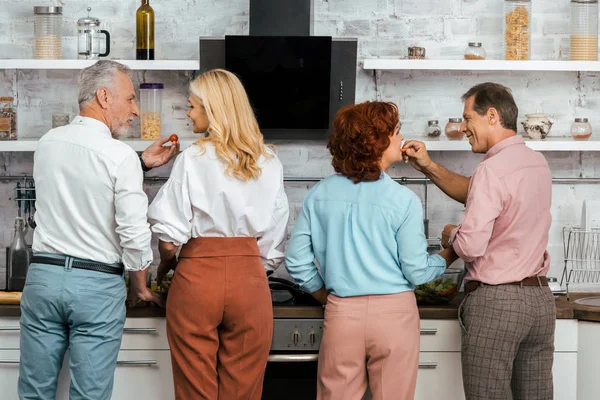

{"left": 301, "top": 273, "right": 325, "bottom": 294}
{"left": 450, "top": 226, "right": 467, "bottom": 260}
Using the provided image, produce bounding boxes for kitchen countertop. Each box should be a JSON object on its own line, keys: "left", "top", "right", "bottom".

{"left": 1, "top": 293, "right": 599, "bottom": 322}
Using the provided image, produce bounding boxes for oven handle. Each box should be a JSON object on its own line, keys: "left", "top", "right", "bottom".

{"left": 268, "top": 354, "right": 319, "bottom": 362}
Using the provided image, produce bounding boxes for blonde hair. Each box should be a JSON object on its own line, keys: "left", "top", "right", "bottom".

{"left": 190, "top": 69, "right": 273, "bottom": 181}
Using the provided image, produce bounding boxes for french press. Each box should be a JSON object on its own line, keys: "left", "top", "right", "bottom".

{"left": 77, "top": 7, "right": 111, "bottom": 59}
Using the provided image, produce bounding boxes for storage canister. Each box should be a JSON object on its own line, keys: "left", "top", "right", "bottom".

{"left": 570, "top": 0, "right": 598, "bottom": 61}
{"left": 34, "top": 6, "right": 62, "bottom": 59}
{"left": 445, "top": 118, "right": 465, "bottom": 140}
{"left": 140, "top": 83, "right": 163, "bottom": 140}
{"left": 571, "top": 118, "right": 592, "bottom": 140}
{"left": 503, "top": 0, "right": 531, "bottom": 60}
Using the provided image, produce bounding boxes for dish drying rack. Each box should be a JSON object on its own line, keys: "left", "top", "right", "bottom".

{"left": 561, "top": 227, "right": 600, "bottom": 299}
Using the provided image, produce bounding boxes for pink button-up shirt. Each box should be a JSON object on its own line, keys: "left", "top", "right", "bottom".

{"left": 450, "top": 135, "right": 552, "bottom": 284}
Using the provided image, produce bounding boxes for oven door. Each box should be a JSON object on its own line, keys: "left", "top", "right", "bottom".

{"left": 262, "top": 353, "right": 318, "bottom": 400}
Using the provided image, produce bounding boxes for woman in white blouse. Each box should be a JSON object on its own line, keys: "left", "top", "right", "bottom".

{"left": 147, "top": 69, "right": 289, "bottom": 400}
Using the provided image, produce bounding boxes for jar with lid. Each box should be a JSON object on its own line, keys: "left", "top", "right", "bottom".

{"left": 503, "top": 0, "right": 531, "bottom": 60}
{"left": 34, "top": 6, "right": 62, "bottom": 59}
{"left": 77, "top": 7, "right": 111, "bottom": 60}
{"left": 571, "top": 117, "right": 592, "bottom": 140}
{"left": 445, "top": 118, "right": 464, "bottom": 140}
{"left": 570, "top": 0, "right": 598, "bottom": 61}
{"left": 140, "top": 83, "right": 163, "bottom": 140}
{"left": 426, "top": 120, "right": 442, "bottom": 137}
{"left": 0, "top": 97, "right": 17, "bottom": 140}
{"left": 464, "top": 42, "right": 486, "bottom": 60}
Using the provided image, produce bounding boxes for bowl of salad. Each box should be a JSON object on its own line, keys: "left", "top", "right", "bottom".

{"left": 414, "top": 268, "right": 466, "bottom": 305}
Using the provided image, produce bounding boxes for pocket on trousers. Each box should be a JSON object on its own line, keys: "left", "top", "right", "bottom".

{"left": 457, "top": 293, "right": 470, "bottom": 334}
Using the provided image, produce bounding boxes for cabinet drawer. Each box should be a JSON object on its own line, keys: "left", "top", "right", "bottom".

{"left": 415, "top": 352, "right": 464, "bottom": 400}
{"left": 120, "top": 318, "right": 169, "bottom": 350}
{"left": 0, "top": 317, "right": 21, "bottom": 349}
{"left": 112, "top": 350, "right": 174, "bottom": 400}
{"left": 419, "top": 320, "right": 461, "bottom": 352}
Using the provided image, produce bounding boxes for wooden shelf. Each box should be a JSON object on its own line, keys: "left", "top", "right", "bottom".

{"left": 0, "top": 59, "right": 199, "bottom": 70}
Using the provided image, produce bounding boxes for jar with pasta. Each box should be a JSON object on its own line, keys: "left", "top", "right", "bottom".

{"left": 503, "top": 0, "right": 531, "bottom": 60}
{"left": 139, "top": 83, "right": 163, "bottom": 140}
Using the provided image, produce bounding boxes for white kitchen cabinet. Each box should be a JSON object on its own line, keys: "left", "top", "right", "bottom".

{"left": 112, "top": 350, "right": 174, "bottom": 400}
{"left": 415, "top": 352, "right": 464, "bottom": 400}
{"left": 0, "top": 317, "right": 20, "bottom": 349}
{"left": 576, "top": 321, "right": 600, "bottom": 400}
{"left": 120, "top": 318, "right": 169, "bottom": 350}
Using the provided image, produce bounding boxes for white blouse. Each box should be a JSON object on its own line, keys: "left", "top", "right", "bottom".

{"left": 147, "top": 142, "right": 289, "bottom": 271}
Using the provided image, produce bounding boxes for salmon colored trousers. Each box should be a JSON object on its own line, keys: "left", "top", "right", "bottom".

{"left": 317, "top": 292, "right": 420, "bottom": 400}
{"left": 166, "top": 237, "right": 273, "bottom": 400}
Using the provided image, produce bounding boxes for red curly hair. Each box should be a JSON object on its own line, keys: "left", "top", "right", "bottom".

{"left": 327, "top": 101, "right": 399, "bottom": 183}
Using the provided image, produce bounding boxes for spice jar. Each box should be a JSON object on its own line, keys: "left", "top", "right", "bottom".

{"left": 408, "top": 46, "right": 426, "bottom": 60}
{"left": 426, "top": 120, "right": 442, "bottom": 138}
{"left": 34, "top": 6, "right": 62, "bottom": 59}
{"left": 464, "top": 42, "right": 486, "bottom": 60}
{"left": 140, "top": 83, "right": 163, "bottom": 140}
{"left": 570, "top": 0, "right": 598, "bottom": 61}
{"left": 503, "top": 0, "right": 531, "bottom": 60}
{"left": 445, "top": 118, "right": 464, "bottom": 140}
{"left": 571, "top": 117, "right": 592, "bottom": 140}
{"left": 0, "top": 97, "right": 17, "bottom": 140}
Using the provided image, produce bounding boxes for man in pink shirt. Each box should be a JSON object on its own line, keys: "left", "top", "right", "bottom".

{"left": 405, "top": 82, "right": 555, "bottom": 400}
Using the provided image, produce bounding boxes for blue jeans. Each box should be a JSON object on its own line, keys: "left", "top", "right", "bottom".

{"left": 18, "top": 254, "right": 126, "bottom": 400}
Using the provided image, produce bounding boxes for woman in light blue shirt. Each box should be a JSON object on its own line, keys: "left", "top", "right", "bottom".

{"left": 285, "top": 101, "right": 459, "bottom": 400}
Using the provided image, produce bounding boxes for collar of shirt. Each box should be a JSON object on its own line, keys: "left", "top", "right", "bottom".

{"left": 484, "top": 134, "right": 524, "bottom": 161}
{"left": 70, "top": 116, "right": 112, "bottom": 138}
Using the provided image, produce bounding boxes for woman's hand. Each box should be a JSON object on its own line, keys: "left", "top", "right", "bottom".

{"left": 311, "top": 287, "right": 330, "bottom": 305}
{"left": 157, "top": 256, "right": 177, "bottom": 286}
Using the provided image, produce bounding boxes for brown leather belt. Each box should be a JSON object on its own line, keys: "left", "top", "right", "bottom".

{"left": 464, "top": 276, "right": 548, "bottom": 295}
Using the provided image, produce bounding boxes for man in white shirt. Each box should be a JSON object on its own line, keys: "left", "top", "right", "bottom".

{"left": 17, "top": 60, "right": 179, "bottom": 400}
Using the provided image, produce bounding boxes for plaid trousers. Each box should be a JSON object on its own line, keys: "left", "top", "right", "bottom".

{"left": 458, "top": 285, "right": 556, "bottom": 400}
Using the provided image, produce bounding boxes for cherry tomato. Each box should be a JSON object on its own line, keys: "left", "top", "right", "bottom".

{"left": 169, "top": 134, "right": 178, "bottom": 143}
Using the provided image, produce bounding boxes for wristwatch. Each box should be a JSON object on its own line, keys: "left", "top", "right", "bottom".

{"left": 139, "top": 154, "right": 152, "bottom": 172}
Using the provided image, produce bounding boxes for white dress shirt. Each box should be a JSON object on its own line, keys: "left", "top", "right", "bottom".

{"left": 32, "top": 116, "right": 153, "bottom": 271}
{"left": 148, "top": 142, "right": 289, "bottom": 271}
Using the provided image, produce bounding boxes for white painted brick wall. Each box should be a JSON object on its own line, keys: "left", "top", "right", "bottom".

{"left": 0, "top": 0, "right": 597, "bottom": 288}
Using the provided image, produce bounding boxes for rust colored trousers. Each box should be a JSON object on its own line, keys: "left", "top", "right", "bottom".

{"left": 166, "top": 237, "right": 273, "bottom": 400}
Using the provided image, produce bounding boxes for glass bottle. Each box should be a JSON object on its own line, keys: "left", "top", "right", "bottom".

{"left": 464, "top": 42, "right": 486, "bottom": 60}
{"left": 570, "top": 0, "right": 598, "bottom": 61}
{"left": 426, "top": 120, "right": 442, "bottom": 137}
{"left": 136, "top": 0, "right": 155, "bottom": 60}
{"left": 503, "top": 0, "right": 531, "bottom": 60}
{"left": 571, "top": 117, "right": 592, "bottom": 140}
{"left": 8, "top": 217, "right": 30, "bottom": 291}
{"left": 445, "top": 118, "right": 465, "bottom": 140}
{"left": 34, "top": 6, "right": 62, "bottom": 59}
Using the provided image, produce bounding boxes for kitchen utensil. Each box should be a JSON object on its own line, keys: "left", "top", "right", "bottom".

{"left": 27, "top": 181, "right": 36, "bottom": 229}
{"left": 77, "top": 7, "right": 111, "bottom": 60}
{"left": 15, "top": 182, "right": 21, "bottom": 218}
{"left": 414, "top": 267, "right": 466, "bottom": 305}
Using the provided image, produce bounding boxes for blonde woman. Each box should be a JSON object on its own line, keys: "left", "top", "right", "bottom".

{"left": 147, "top": 69, "right": 289, "bottom": 400}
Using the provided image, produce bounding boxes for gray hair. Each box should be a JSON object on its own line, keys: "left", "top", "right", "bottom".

{"left": 77, "top": 60, "right": 131, "bottom": 109}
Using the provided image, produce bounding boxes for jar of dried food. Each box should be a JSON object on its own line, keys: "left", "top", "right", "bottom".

{"left": 426, "top": 120, "right": 442, "bottom": 137}
{"left": 464, "top": 42, "right": 486, "bottom": 60}
{"left": 571, "top": 117, "right": 592, "bottom": 140}
{"left": 445, "top": 118, "right": 464, "bottom": 140}
{"left": 140, "top": 83, "right": 163, "bottom": 140}
{"left": 570, "top": 0, "right": 598, "bottom": 61}
{"left": 408, "top": 46, "right": 426, "bottom": 60}
{"left": 0, "top": 97, "right": 17, "bottom": 140}
{"left": 34, "top": 6, "right": 62, "bottom": 59}
{"left": 503, "top": 0, "right": 531, "bottom": 60}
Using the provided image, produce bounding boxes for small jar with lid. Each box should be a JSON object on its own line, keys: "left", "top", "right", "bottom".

{"left": 445, "top": 118, "right": 465, "bottom": 140}
{"left": 0, "top": 97, "right": 17, "bottom": 140}
{"left": 426, "top": 120, "right": 442, "bottom": 137}
{"left": 464, "top": 42, "right": 486, "bottom": 60}
{"left": 571, "top": 117, "right": 592, "bottom": 140}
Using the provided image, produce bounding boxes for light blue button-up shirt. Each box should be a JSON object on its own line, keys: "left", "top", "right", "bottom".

{"left": 285, "top": 173, "right": 446, "bottom": 297}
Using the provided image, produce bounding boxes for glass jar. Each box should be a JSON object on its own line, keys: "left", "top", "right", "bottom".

{"left": 426, "top": 120, "right": 442, "bottom": 137}
{"left": 140, "top": 83, "right": 163, "bottom": 140}
{"left": 0, "top": 97, "right": 17, "bottom": 140}
{"left": 503, "top": 0, "right": 531, "bottom": 60}
{"left": 464, "top": 42, "right": 486, "bottom": 60}
{"left": 52, "top": 113, "right": 70, "bottom": 129}
{"left": 34, "top": 6, "right": 62, "bottom": 59}
{"left": 445, "top": 118, "right": 464, "bottom": 140}
{"left": 408, "top": 46, "right": 426, "bottom": 60}
{"left": 571, "top": 117, "right": 592, "bottom": 140}
{"left": 77, "top": 7, "right": 111, "bottom": 60}
{"left": 570, "top": 0, "right": 598, "bottom": 61}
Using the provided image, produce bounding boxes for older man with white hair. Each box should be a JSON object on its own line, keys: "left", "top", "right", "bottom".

{"left": 18, "top": 60, "right": 179, "bottom": 400}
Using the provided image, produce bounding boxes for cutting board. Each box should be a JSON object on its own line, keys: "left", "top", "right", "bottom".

{"left": 0, "top": 292, "right": 21, "bottom": 304}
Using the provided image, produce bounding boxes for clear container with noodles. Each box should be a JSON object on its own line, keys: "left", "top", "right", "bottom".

{"left": 503, "top": 0, "right": 531, "bottom": 60}
{"left": 139, "top": 83, "right": 163, "bottom": 140}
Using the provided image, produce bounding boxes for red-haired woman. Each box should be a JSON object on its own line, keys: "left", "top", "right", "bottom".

{"left": 285, "top": 101, "right": 459, "bottom": 400}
